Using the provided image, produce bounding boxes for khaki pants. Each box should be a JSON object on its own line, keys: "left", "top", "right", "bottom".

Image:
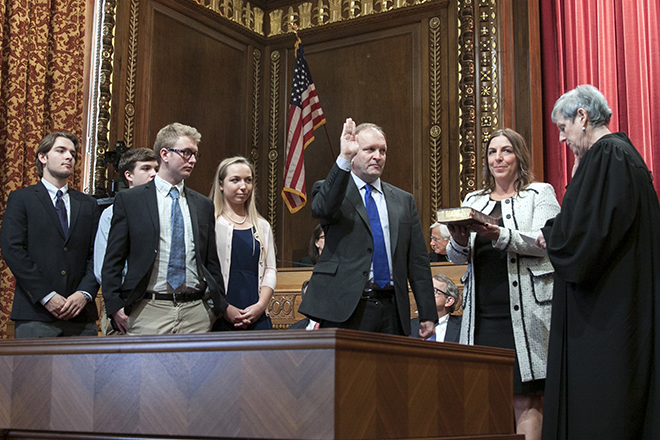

{"left": 127, "top": 298, "right": 213, "bottom": 335}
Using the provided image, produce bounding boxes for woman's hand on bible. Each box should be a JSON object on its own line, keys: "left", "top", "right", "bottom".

{"left": 448, "top": 224, "right": 470, "bottom": 246}
{"left": 471, "top": 222, "right": 500, "bottom": 241}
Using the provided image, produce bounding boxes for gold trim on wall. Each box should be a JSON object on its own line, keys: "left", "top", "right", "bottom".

{"left": 198, "top": 0, "right": 441, "bottom": 37}
{"left": 267, "top": 50, "right": 281, "bottom": 238}
{"left": 429, "top": 16, "right": 442, "bottom": 224}
{"left": 92, "top": 0, "right": 118, "bottom": 195}
{"left": 457, "top": 0, "right": 476, "bottom": 200}
{"left": 123, "top": 0, "right": 140, "bottom": 150}
{"left": 478, "top": 0, "right": 498, "bottom": 146}
{"left": 251, "top": 48, "right": 261, "bottom": 181}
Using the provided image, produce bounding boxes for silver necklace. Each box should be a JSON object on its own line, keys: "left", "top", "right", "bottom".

{"left": 224, "top": 211, "right": 247, "bottom": 225}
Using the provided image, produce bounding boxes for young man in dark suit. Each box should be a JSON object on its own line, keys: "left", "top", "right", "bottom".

{"left": 298, "top": 118, "right": 436, "bottom": 337}
{"left": 102, "top": 123, "right": 234, "bottom": 335}
{"left": 411, "top": 274, "right": 462, "bottom": 343}
{"left": 1, "top": 132, "right": 100, "bottom": 338}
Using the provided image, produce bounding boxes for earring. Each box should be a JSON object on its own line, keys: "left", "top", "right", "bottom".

{"left": 582, "top": 126, "right": 586, "bottom": 132}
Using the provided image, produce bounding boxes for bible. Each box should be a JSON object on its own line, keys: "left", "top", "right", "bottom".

{"left": 436, "top": 207, "right": 498, "bottom": 226}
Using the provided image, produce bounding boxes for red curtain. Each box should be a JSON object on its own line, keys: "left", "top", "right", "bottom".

{"left": 541, "top": 0, "right": 660, "bottom": 202}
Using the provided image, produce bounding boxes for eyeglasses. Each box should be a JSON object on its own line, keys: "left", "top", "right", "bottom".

{"left": 166, "top": 148, "right": 200, "bottom": 161}
{"left": 433, "top": 288, "right": 446, "bottom": 297}
{"left": 430, "top": 236, "right": 443, "bottom": 243}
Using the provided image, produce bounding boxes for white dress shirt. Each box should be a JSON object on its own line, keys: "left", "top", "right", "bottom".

{"left": 40, "top": 178, "right": 92, "bottom": 304}
{"left": 336, "top": 157, "right": 393, "bottom": 284}
{"left": 146, "top": 175, "right": 203, "bottom": 294}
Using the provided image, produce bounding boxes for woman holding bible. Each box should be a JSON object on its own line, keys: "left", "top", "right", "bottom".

{"left": 446, "top": 128, "right": 560, "bottom": 440}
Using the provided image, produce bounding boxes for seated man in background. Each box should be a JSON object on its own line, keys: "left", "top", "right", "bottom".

{"left": 411, "top": 274, "right": 461, "bottom": 342}
{"left": 429, "top": 222, "right": 450, "bottom": 262}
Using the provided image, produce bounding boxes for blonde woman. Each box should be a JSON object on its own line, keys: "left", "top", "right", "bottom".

{"left": 210, "top": 156, "right": 276, "bottom": 330}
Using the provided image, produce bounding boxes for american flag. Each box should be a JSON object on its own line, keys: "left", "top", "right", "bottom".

{"left": 282, "top": 38, "right": 326, "bottom": 213}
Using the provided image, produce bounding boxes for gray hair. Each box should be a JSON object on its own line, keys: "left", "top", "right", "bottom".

{"left": 430, "top": 222, "right": 450, "bottom": 239}
{"left": 355, "top": 122, "right": 386, "bottom": 140}
{"left": 551, "top": 84, "right": 612, "bottom": 128}
{"left": 433, "top": 273, "right": 460, "bottom": 313}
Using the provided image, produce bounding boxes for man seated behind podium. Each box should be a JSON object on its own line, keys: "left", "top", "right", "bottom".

{"left": 411, "top": 274, "right": 461, "bottom": 343}
{"left": 298, "top": 118, "right": 436, "bottom": 338}
{"left": 102, "top": 123, "right": 232, "bottom": 335}
{"left": 429, "top": 222, "right": 450, "bottom": 262}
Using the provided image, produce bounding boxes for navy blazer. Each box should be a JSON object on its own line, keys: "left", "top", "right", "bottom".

{"left": 101, "top": 181, "right": 227, "bottom": 316}
{"left": 1, "top": 181, "right": 99, "bottom": 323}
{"left": 410, "top": 315, "right": 462, "bottom": 343}
{"left": 298, "top": 163, "right": 436, "bottom": 335}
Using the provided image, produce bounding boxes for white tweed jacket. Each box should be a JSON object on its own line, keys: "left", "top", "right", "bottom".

{"left": 447, "top": 182, "right": 560, "bottom": 382}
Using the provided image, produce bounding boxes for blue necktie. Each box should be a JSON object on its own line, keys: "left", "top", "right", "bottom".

{"left": 364, "top": 184, "right": 390, "bottom": 288}
{"left": 167, "top": 187, "right": 186, "bottom": 290}
{"left": 55, "top": 190, "right": 68, "bottom": 238}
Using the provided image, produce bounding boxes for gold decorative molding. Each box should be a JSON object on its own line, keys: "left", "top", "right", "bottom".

{"left": 200, "top": 0, "right": 265, "bottom": 35}
{"left": 92, "top": 0, "right": 118, "bottom": 195}
{"left": 267, "top": 50, "right": 281, "bottom": 238}
{"left": 457, "top": 0, "right": 476, "bottom": 200}
{"left": 268, "top": 293, "right": 297, "bottom": 327}
{"left": 251, "top": 48, "right": 261, "bottom": 182}
{"left": 429, "top": 16, "right": 442, "bottom": 223}
{"left": 478, "top": 0, "right": 498, "bottom": 145}
{"left": 123, "top": 0, "right": 140, "bottom": 149}
{"left": 199, "top": 0, "right": 440, "bottom": 37}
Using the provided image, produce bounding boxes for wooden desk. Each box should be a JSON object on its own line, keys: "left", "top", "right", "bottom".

{"left": 0, "top": 330, "right": 520, "bottom": 440}
{"left": 269, "top": 264, "right": 468, "bottom": 328}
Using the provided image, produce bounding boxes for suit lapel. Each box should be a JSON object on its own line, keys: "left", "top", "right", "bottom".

{"left": 144, "top": 183, "right": 160, "bottom": 235}
{"left": 347, "top": 179, "right": 371, "bottom": 232}
{"left": 185, "top": 188, "right": 201, "bottom": 247}
{"left": 383, "top": 183, "right": 400, "bottom": 253}
{"left": 68, "top": 191, "right": 81, "bottom": 242}
{"left": 35, "top": 182, "right": 66, "bottom": 240}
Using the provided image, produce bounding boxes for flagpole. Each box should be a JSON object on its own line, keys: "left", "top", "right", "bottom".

{"left": 323, "top": 124, "right": 336, "bottom": 159}
{"left": 291, "top": 27, "right": 336, "bottom": 160}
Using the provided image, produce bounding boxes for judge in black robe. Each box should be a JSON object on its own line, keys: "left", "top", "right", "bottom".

{"left": 541, "top": 85, "right": 660, "bottom": 440}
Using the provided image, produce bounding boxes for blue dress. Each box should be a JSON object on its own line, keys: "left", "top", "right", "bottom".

{"left": 214, "top": 228, "right": 272, "bottom": 331}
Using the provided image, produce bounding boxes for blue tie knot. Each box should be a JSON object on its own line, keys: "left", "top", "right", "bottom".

{"left": 170, "top": 186, "right": 180, "bottom": 200}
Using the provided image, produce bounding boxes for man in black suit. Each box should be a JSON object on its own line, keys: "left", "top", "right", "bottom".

{"left": 1, "top": 132, "right": 99, "bottom": 338}
{"left": 102, "top": 123, "right": 234, "bottom": 335}
{"left": 411, "top": 274, "right": 461, "bottom": 343}
{"left": 298, "top": 118, "right": 436, "bottom": 337}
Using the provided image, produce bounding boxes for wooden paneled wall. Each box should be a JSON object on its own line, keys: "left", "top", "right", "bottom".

{"left": 96, "top": 0, "right": 542, "bottom": 266}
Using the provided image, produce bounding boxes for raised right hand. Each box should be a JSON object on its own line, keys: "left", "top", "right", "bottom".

{"left": 339, "top": 117, "right": 359, "bottom": 162}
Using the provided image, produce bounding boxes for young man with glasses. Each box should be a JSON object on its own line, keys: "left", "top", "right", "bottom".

{"left": 102, "top": 123, "right": 234, "bottom": 335}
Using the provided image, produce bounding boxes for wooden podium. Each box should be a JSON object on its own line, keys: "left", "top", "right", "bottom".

{"left": 0, "top": 330, "right": 521, "bottom": 440}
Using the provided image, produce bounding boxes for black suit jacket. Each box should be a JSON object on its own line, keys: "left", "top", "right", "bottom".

{"left": 298, "top": 164, "right": 436, "bottom": 335}
{"left": 101, "top": 181, "right": 227, "bottom": 316}
{"left": 1, "top": 181, "right": 99, "bottom": 323}
{"left": 410, "top": 315, "right": 461, "bottom": 343}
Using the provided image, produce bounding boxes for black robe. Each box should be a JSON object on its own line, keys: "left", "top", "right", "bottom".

{"left": 541, "top": 132, "right": 660, "bottom": 439}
